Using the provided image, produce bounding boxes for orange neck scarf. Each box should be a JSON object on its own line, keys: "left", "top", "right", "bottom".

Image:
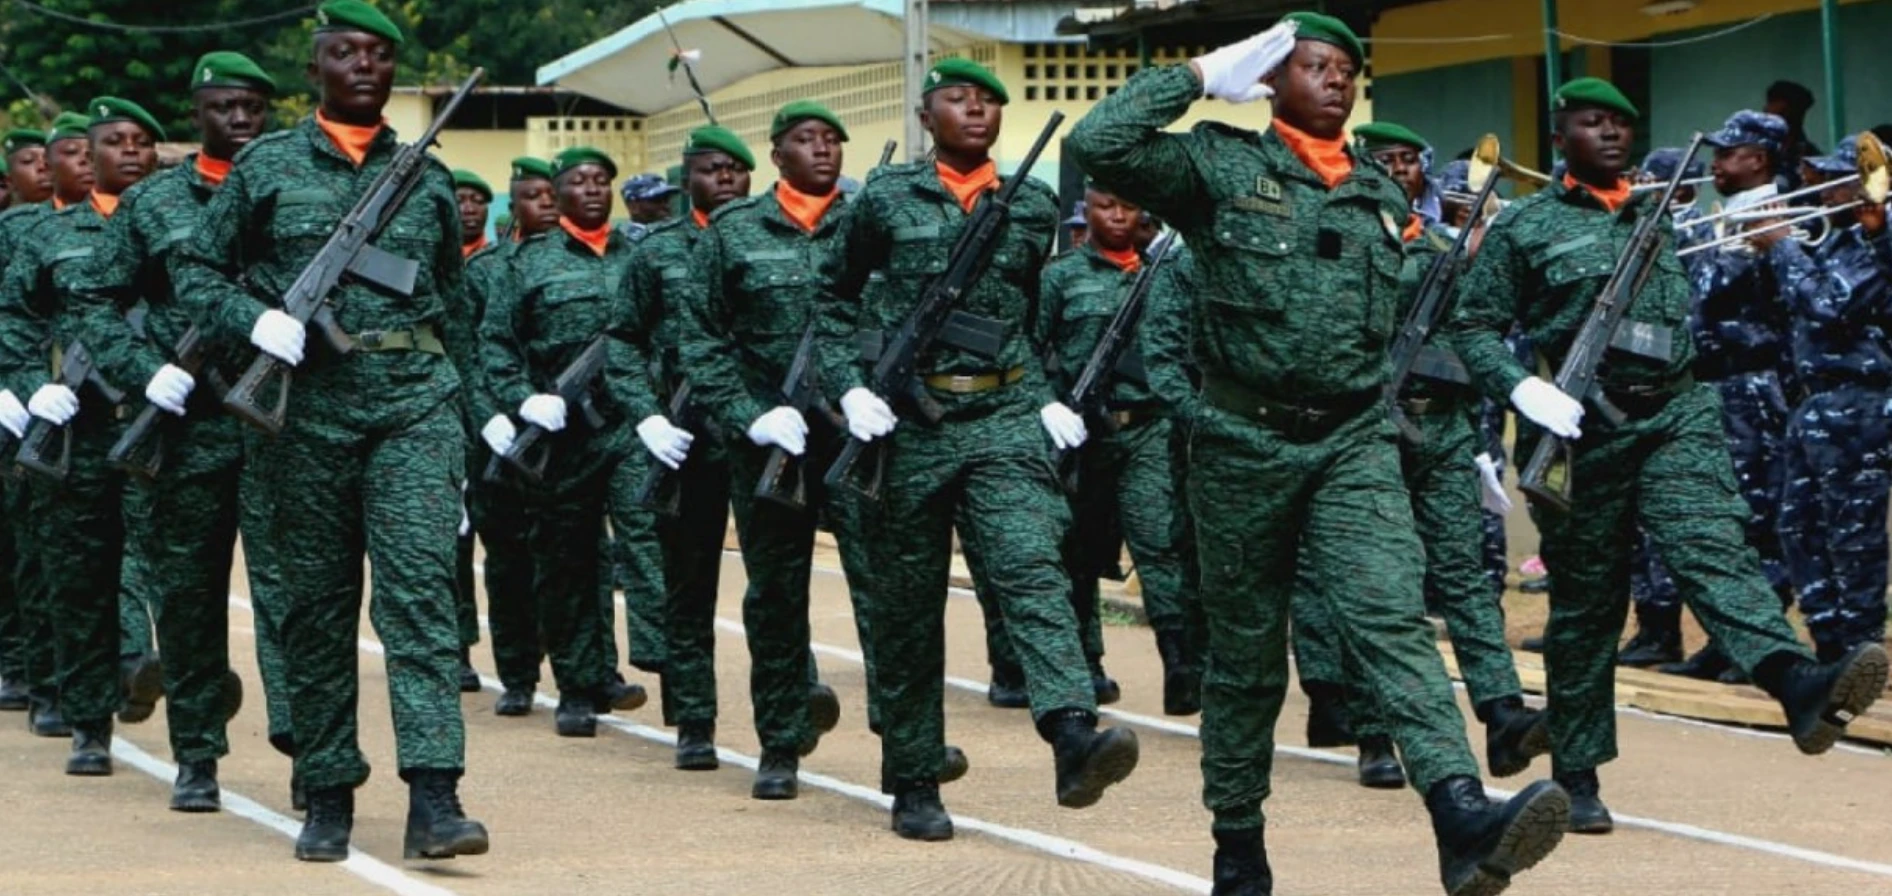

{"left": 560, "top": 218, "right": 611, "bottom": 257}
{"left": 691, "top": 208, "right": 711, "bottom": 229}
{"left": 195, "top": 154, "right": 233, "bottom": 187}
{"left": 1096, "top": 244, "right": 1141, "bottom": 274}
{"left": 1273, "top": 119, "right": 1353, "bottom": 189}
{"left": 776, "top": 181, "right": 839, "bottom": 234}
{"left": 1563, "top": 173, "right": 1633, "bottom": 214}
{"left": 89, "top": 190, "right": 120, "bottom": 219}
{"left": 315, "top": 110, "right": 385, "bottom": 167}
{"left": 1403, "top": 214, "right": 1426, "bottom": 243}
{"left": 462, "top": 235, "right": 488, "bottom": 258}
{"left": 937, "top": 160, "right": 999, "bottom": 213}
{"left": 52, "top": 196, "right": 70, "bottom": 210}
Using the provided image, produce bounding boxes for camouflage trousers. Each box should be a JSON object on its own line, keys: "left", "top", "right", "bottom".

{"left": 1068, "top": 417, "right": 1191, "bottom": 643}
{"left": 28, "top": 418, "right": 127, "bottom": 731}
{"left": 0, "top": 477, "right": 20, "bottom": 684}
{"left": 468, "top": 450, "right": 540, "bottom": 692}
{"left": 519, "top": 466, "right": 615, "bottom": 699}
{"left": 658, "top": 432, "right": 732, "bottom": 728}
{"left": 1713, "top": 373, "right": 1795, "bottom": 606}
{"left": 1189, "top": 401, "right": 1479, "bottom": 831}
{"left": 606, "top": 449, "right": 667, "bottom": 676}
{"left": 1778, "top": 385, "right": 1891, "bottom": 658}
{"left": 118, "top": 481, "right": 155, "bottom": 660}
{"left": 239, "top": 438, "right": 293, "bottom": 755}
{"left": 255, "top": 401, "right": 467, "bottom": 790}
{"left": 1529, "top": 384, "right": 1811, "bottom": 774}
{"left": 863, "top": 392, "right": 1094, "bottom": 785}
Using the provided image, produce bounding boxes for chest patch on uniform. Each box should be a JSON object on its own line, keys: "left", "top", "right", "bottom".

{"left": 1236, "top": 176, "right": 1292, "bottom": 217}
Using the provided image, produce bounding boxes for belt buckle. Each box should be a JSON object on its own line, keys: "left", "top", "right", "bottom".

{"left": 356, "top": 330, "right": 385, "bottom": 350}
{"left": 1405, "top": 398, "right": 1433, "bottom": 416}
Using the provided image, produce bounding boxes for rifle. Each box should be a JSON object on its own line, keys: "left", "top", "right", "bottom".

{"left": 1050, "top": 229, "right": 1178, "bottom": 493}
{"left": 222, "top": 67, "right": 486, "bottom": 436}
{"left": 824, "top": 112, "right": 1065, "bottom": 500}
{"left": 633, "top": 376, "right": 693, "bottom": 517}
{"left": 752, "top": 323, "right": 849, "bottom": 510}
{"left": 877, "top": 139, "right": 897, "bottom": 169}
{"left": 1518, "top": 132, "right": 1706, "bottom": 514}
{"left": 108, "top": 326, "right": 207, "bottom": 479}
{"left": 481, "top": 332, "right": 610, "bottom": 485}
{"left": 15, "top": 341, "right": 126, "bottom": 482}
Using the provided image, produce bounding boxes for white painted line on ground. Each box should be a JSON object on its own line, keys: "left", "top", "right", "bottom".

{"left": 109, "top": 737, "right": 464, "bottom": 896}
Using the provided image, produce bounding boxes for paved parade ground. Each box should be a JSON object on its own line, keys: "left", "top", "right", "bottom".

{"left": 3, "top": 551, "right": 1891, "bottom": 896}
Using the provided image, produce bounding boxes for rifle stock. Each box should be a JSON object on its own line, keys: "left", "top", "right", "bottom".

{"left": 634, "top": 379, "right": 693, "bottom": 516}
{"left": 15, "top": 342, "right": 125, "bottom": 483}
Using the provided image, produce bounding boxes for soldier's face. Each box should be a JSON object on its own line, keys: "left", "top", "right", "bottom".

{"left": 555, "top": 164, "right": 614, "bottom": 230}
{"left": 1710, "top": 144, "right": 1770, "bottom": 194}
{"left": 509, "top": 178, "right": 559, "bottom": 236}
{"left": 5, "top": 146, "right": 52, "bottom": 204}
{"left": 193, "top": 87, "right": 270, "bottom": 161}
{"left": 628, "top": 197, "right": 672, "bottom": 224}
{"left": 49, "top": 138, "right": 95, "bottom": 200}
{"left": 771, "top": 119, "right": 844, "bottom": 196}
{"left": 920, "top": 86, "right": 1003, "bottom": 158}
{"left": 455, "top": 187, "right": 489, "bottom": 242}
{"left": 686, "top": 153, "right": 750, "bottom": 215}
{"left": 91, "top": 122, "right": 157, "bottom": 195}
{"left": 1553, "top": 108, "right": 1633, "bottom": 179}
{"left": 1370, "top": 146, "right": 1427, "bottom": 203}
{"left": 1083, "top": 189, "right": 1140, "bottom": 252}
{"left": 1442, "top": 199, "right": 1472, "bottom": 229}
{"left": 1265, "top": 41, "right": 1357, "bottom": 139}
{"left": 311, "top": 32, "right": 396, "bottom": 123}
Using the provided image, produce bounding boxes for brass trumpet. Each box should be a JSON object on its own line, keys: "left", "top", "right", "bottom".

{"left": 1677, "top": 131, "right": 1889, "bottom": 257}
{"left": 1442, "top": 134, "right": 1551, "bottom": 209}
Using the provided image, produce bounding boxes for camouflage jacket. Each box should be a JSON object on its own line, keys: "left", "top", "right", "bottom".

{"left": 1769, "top": 224, "right": 1892, "bottom": 389}
{"left": 812, "top": 160, "right": 1060, "bottom": 410}
{"left": 0, "top": 203, "right": 50, "bottom": 270}
{"left": 480, "top": 225, "right": 649, "bottom": 482}
{"left": 1067, "top": 64, "right": 1410, "bottom": 402}
{"left": 1037, "top": 241, "right": 1160, "bottom": 411}
{"left": 171, "top": 116, "right": 472, "bottom": 431}
{"left": 463, "top": 239, "right": 517, "bottom": 427}
{"left": 1690, "top": 242, "right": 1794, "bottom": 384}
{"left": 1141, "top": 243, "right": 1202, "bottom": 424}
{"left": 0, "top": 204, "right": 115, "bottom": 411}
{"left": 681, "top": 185, "right": 847, "bottom": 436}
{"left": 1449, "top": 180, "right": 1696, "bottom": 401}
{"left": 624, "top": 215, "right": 719, "bottom": 435}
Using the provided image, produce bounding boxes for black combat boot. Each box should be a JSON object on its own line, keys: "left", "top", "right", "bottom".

{"left": 1427, "top": 775, "right": 1569, "bottom": 896}
{"left": 403, "top": 770, "right": 490, "bottom": 860}
{"left": 118, "top": 654, "right": 164, "bottom": 724}
{"left": 0, "top": 677, "right": 27, "bottom": 711}
{"left": 1302, "top": 682, "right": 1354, "bottom": 748}
{"left": 940, "top": 745, "right": 970, "bottom": 784}
{"left": 295, "top": 787, "right": 354, "bottom": 862}
{"left": 675, "top": 720, "right": 718, "bottom": 770}
{"left": 66, "top": 721, "right": 113, "bottom": 776}
{"left": 1355, "top": 735, "right": 1405, "bottom": 789}
{"left": 457, "top": 648, "right": 480, "bottom": 693}
{"left": 986, "top": 664, "right": 1029, "bottom": 709}
{"left": 1616, "top": 610, "right": 1682, "bottom": 667}
{"left": 1089, "top": 658, "right": 1121, "bottom": 705}
{"left": 1659, "top": 642, "right": 1732, "bottom": 681}
{"left": 291, "top": 769, "right": 308, "bottom": 814}
{"left": 219, "top": 669, "right": 244, "bottom": 722}
{"left": 1043, "top": 709, "right": 1140, "bottom": 809}
{"left": 593, "top": 674, "right": 647, "bottom": 713}
{"left": 809, "top": 682, "right": 841, "bottom": 735}
{"left": 172, "top": 759, "right": 221, "bottom": 812}
{"left": 554, "top": 692, "right": 597, "bottom": 738}
{"left": 890, "top": 779, "right": 953, "bottom": 841}
{"left": 1759, "top": 644, "right": 1889, "bottom": 755}
{"left": 27, "top": 693, "right": 69, "bottom": 737}
{"left": 1556, "top": 768, "right": 1612, "bottom": 834}
{"left": 1156, "top": 629, "right": 1201, "bottom": 716}
{"left": 1482, "top": 697, "right": 1551, "bottom": 779}
{"left": 752, "top": 750, "right": 799, "bottom": 800}
{"left": 1211, "top": 826, "right": 1272, "bottom": 896}
{"left": 494, "top": 687, "right": 533, "bottom": 717}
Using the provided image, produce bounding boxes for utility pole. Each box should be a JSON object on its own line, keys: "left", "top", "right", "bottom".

{"left": 905, "top": 0, "right": 930, "bottom": 162}
{"left": 1821, "top": 0, "right": 1845, "bottom": 140}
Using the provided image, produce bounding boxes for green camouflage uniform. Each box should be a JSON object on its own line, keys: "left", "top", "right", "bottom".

{"left": 681, "top": 186, "right": 881, "bottom": 753}
{"left": 1448, "top": 178, "right": 1813, "bottom": 774}
{"left": 1069, "top": 65, "right": 1483, "bottom": 831}
{"left": 481, "top": 225, "right": 652, "bottom": 702}
{"left": 1139, "top": 245, "right": 1209, "bottom": 672}
{"left": 118, "top": 478, "right": 156, "bottom": 662}
{"left": 239, "top": 432, "right": 294, "bottom": 754}
{"left": 0, "top": 203, "right": 129, "bottom": 737}
{"left": 813, "top": 159, "right": 1095, "bottom": 784}
{"left": 172, "top": 117, "right": 475, "bottom": 791}
{"left": 0, "top": 204, "right": 55, "bottom": 710}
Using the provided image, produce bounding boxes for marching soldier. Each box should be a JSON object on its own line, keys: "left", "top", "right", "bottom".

{"left": 171, "top": 0, "right": 488, "bottom": 862}
{"left": 449, "top": 166, "right": 494, "bottom": 692}
{"left": 1070, "top": 15, "right": 1573, "bottom": 894}
{"left": 1448, "top": 76, "right": 1887, "bottom": 834}
{"left": 0, "top": 126, "right": 53, "bottom": 715}
{"left": 817, "top": 57, "right": 1139, "bottom": 841}
{"left": 45, "top": 113, "right": 96, "bottom": 210}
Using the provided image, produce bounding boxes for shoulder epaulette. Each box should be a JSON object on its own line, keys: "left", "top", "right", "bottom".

{"left": 646, "top": 217, "right": 689, "bottom": 237}
{"left": 230, "top": 129, "right": 296, "bottom": 163}
{"left": 709, "top": 195, "right": 761, "bottom": 223}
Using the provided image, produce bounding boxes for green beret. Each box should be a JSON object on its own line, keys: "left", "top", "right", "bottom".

{"left": 510, "top": 156, "right": 555, "bottom": 183}
{"left": 313, "top": 0, "right": 404, "bottom": 46}
{"left": 682, "top": 126, "right": 755, "bottom": 171}
{"left": 1554, "top": 77, "right": 1640, "bottom": 122}
{"left": 190, "top": 51, "right": 277, "bottom": 94}
{"left": 48, "top": 112, "right": 92, "bottom": 145}
{"left": 1354, "top": 121, "right": 1429, "bottom": 153}
{"left": 2, "top": 129, "right": 45, "bottom": 156}
{"left": 770, "top": 100, "right": 850, "bottom": 143}
{"left": 451, "top": 169, "right": 493, "bottom": 202}
{"left": 553, "top": 146, "right": 618, "bottom": 180}
{"left": 1282, "top": 11, "right": 1365, "bottom": 70}
{"left": 85, "top": 96, "right": 167, "bottom": 142}
{"left": 923, "top": 57, "right": 1009, "bottom": 105}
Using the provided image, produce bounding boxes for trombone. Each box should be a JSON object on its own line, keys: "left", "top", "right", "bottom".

{"left": 1677, "top": 131, "right": 1889, "bottom": 257}
{"left": 1441, "top": 134, "right": 1551, "bottom": 209}
{"left": 1630, "top": 175, "right": 1713, "bottom": 193}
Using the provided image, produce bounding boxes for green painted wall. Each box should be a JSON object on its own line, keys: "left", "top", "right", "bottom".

{"left": 1370, "top": 58, "right": 1516, "bottom": 163}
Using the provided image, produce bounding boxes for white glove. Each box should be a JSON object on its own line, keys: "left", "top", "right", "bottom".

{"left": 747, "top": 406, "right": 808, "bottom": 456}
{"left": 1040, "top": 402, "right": 1089, "bottom": 451}
{"left": 636, "top": 415, "right": 695, "bottom": 470}
{"left": 250, "top": 308, "right": 306, "bottom": 366}
{"left": 27, "top": 383, "right": 79, "bottom": 425}
{"left": 518, "top": 394, "right": 567, "bottom": 432}
{"left": 480, "top": 414, "right": 517, "bottom": 457}
{"left": 0, "top": 389, "right": 26, "bottom": 438}
{"left": 1509, "top": 376, "right": 1584, "bottom": 439}
{"left": 1192, "top": 20, "right": 1299, "bottom": 104}
{"left": 839, "top": 387, "right": 896, "bottom": 442}
{"left": 145, "top": 364, "right": 195, "bottom": 417}
{"left": 458, "top": 480, "right": 471, "bottom": 537}
{"left": 1474, "top": 452, "right": 1513, "bottom": 515}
